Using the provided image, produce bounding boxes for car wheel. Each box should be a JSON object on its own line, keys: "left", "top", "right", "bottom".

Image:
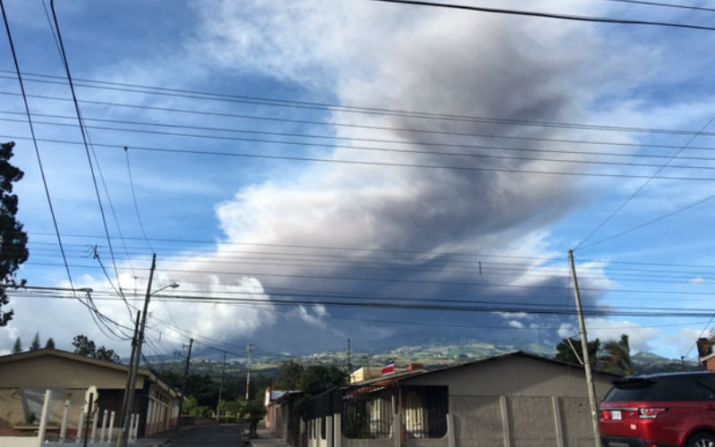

{"left": 688, "top": 432, "right": 715, "bottom": 447}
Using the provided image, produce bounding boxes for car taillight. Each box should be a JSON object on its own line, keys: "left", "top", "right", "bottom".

{"left": 638, "top": 408, "right": 667, "bottom": 419}
{"left": 601, "top": 410, "right": 611, "bottom": 420}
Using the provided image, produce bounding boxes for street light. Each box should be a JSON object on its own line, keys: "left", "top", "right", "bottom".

{"left": 150, "top": 282, "right": 179, "bottom": 296}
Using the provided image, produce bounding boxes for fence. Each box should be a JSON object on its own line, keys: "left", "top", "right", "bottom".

{"left": 1, "top": 389, "right": 141, "bottom": 446}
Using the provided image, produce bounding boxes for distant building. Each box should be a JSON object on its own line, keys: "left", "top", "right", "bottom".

{"left": 349, "top": 367, "right": 383, "bottom": 384}
{"left": 271, "top": 351, "right": 619, "bottom": 447}
{"left": 265, "top": 387, "right": 305, "bottom": 447}
{"left": 0, "top": 349, "right": 179, "bottom": 438}
{"left": 698, "top": 337, "right": 715, "bottom": 371}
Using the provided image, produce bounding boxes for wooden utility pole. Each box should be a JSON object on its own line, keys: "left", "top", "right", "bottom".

{"left": 118, "top": 254, "right": 156, "bottom": 447}
{"left": 569, "top": 249, "right": 602, "bottom": 447}
{"left": 245, "top": 344, "right": 254, "bottom": 401}
{"left": 176, "top": 338, "right": 193, "bottom": 432}
{"left": 215, "top": 351, "right": 226, "bottom": 422}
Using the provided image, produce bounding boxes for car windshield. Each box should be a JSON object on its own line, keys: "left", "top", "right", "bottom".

{"left": 604, "top": 379, "right": 653, "bottom": 402}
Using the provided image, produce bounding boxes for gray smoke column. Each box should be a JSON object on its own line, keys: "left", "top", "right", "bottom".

{"left": 166, "top": 0, "right": 651, "bottom": 351}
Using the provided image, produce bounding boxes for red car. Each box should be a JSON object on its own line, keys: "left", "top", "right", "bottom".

{"left": 600, "top": 372, "right": 715, "bottom": 447}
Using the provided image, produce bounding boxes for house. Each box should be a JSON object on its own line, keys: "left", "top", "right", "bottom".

{"left": 265, "top": 387, "right": 305, "bottom": 447}
{"left": 697, "top": 337, "right": 715, "bottom": 371}
{"left": 0, "top": 349, "right": 180, "bottom": 438}
{"left": 285, "top": 351, "right": 619, "bottom": 447}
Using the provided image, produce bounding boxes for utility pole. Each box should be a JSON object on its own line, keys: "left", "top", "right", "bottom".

{"left": 176, "top": 338, "right": 193, "bottom": 432}
{"left": 569, "top": 249, "right": 602, "bottom": 447}
{"left": 117, "top": 311, "right": 141, "bottom": 441}
{"left": 347, "top": 338, "right": 352, "bottom": 383}
{"left": 245, "top": 344, "right": 254, "bottom": 401}
{"left": 118, "top": 253, "right": 156, "bottom": 447}
{"left": 215, "top": 351, "right": 226, "bottom": 422}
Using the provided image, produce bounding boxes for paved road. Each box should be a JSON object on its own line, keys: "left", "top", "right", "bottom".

{"left": 170, "top": 424, "right": 244, "bottom": 446}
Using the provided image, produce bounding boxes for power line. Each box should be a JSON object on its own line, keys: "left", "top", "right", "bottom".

{"left": 48, "top": 0, "right": 123, "bottom": 290}
{"left": 684, "top": 316, "right": 715, "bottom": 358}
{"left": 600, "top": 0, "right": 715, "bottom": 13}
{"left": 371, "top": 0, "right": 715, "bottom": 31}
{"left": 124, "top": 146, "right": 154, "bottom": 253}
{"left": 10, "top": 109, "right": 715, "bottom": 159}
{"left": 3, "top": 69, "right": 715, "bottom": 138}
{"left": 0, "top": 103, "right": 715, "bottom": 154}
{"left": 578, "top": 188, "right": 715, "bottom": 249}
{"left": 18, "top": 228, "right": 715, "bottom": 271}
{"left": 6, "top": 133, "right": 715, "bottom": 182}
{"left": 12, "top": 289, "right": 715, "bottom": 318}
{"left": 7, "top": 109, "right": 715, "bottom": 171}
{"left": 0, "top": 0, "right": 77, "bottom": 300}
{"left": 2, "top": 82, "right": 715, "bottom": 139}
{"left": 575, "top": 114, "right": 715, "bottom": 248}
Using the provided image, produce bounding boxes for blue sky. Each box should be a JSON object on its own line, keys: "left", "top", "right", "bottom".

{"left": 1, "top": 0, "right": 715, "bottom": 363}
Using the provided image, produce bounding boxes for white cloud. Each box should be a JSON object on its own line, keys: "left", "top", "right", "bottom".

{"left": 558, "top": 318, "right": 658, "bottom": 352}
{"left": 691, "top": 277, "right": 706, "bottom": 286}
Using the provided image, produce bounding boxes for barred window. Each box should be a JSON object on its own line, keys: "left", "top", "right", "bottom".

{"left": 403, "top": 386, "right": 448, "bottom": 439}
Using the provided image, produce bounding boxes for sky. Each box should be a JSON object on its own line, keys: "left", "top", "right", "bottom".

{"left": 1, "top": 0, "right": 715, "bottom": 363}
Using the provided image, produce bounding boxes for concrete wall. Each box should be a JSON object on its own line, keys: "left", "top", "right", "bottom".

{"left": 0, "top": 436, "right": 40, "bottom": 447}
{"left": 451, "top": 396, "right": 501, "bottom": 447}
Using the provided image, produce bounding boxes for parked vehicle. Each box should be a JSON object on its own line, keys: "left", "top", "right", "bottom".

{"left": 600, "top": 372, "right": 715, "bottom": 447}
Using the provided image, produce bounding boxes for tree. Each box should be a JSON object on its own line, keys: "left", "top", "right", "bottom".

{"left": 72, "top": 334, "right": 119, "bottom": 363}
{"left": 0, "top": 142, "right": 28, "bottom": 326}
{"left": 12, "top": 337, "right": 21, "bottom": 353}
{"left": 95, "top": 345, "right": 120, "bottom": 363}
{"left": 299, "top": 365, "right": 346, "bottom": 395}
{"left": 29, "top": 332, "right": 41, "bottom": 351}
{"left": 555, "top": 337, "right": 601, "bottom": 367}
{"left": 45, "top": 338, "right": 55, "bottom": 350}
{"left": 72, "top": 335, "right": 96, "bottom": 357}
{"left": 240, "top": 399, "right": 266, "bottom": 436}
{"left": 273, "top": 360, "right": 304, "bottom": 390}
{"left": 601, "top": 334, "right": 635, "bottom": 376}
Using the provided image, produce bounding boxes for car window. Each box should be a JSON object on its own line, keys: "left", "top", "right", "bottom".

{"left": 605, "top": 376, "right": 708, "bottom": 402}
{"left": 648, "top": 376, "right": 702, "bottom": 401}
{"left": 605, "top": 379, "right": 652, "bottom": 402}
{"left": 695, "top": 375, "right": 715, "bottom": 401}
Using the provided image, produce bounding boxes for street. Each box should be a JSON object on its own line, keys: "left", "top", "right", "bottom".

{"left": 169, "top": 424, "right": 244, "bottom": 446}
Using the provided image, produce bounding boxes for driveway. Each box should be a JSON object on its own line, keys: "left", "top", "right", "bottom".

{"left": 169, "top": 424, "right": 244, "bottom": 446}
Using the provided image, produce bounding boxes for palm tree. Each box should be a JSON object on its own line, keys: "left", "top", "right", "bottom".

{"left": 601, "top": 334, "right": 635, "bottom": 376}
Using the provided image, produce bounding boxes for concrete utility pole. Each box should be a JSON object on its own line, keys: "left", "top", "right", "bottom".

{"left": 176, "top": 338, "right": 193, "bottom": 432}
{"left": 118, "top": 254, "right": 156, "bottom": 447}
{"left": 117, "top": 311, "right": 141, "bottom": 443}
{"left": 215, "top": 351, "right": 226, "bottom": 422}
{"left": 245, "top": 344, "right": 254, "bottom": 401}
{"left": 569, "top": 249, "right": 602, "bottom": 447}
{"left": 347, "top": 338, "right": 352, "bottom": 383}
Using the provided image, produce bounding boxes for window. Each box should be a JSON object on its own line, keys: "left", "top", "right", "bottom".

{"left": 604, "top": 379, "right": 652, "bottom": 402}
{"left": 342, "top": 388, "right": 393, "bottom": 439}
{"left": 695, "top": 375, "right": 715, "bottom": 401}
{"left": 606, "top": 376, "right": 709, "bottom": 402}
{"left": 648, "top": 376, "right": 701, "bottom": 402}
{"left": 403, "top": 386, "right": 448, "bottom": 439}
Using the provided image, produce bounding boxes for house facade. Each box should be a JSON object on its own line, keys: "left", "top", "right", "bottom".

{"left": 0, "top": 349, "right": 180, "bottom": 438}
{"left": 272, "top": 352, "right": 619, "bottom": 447}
